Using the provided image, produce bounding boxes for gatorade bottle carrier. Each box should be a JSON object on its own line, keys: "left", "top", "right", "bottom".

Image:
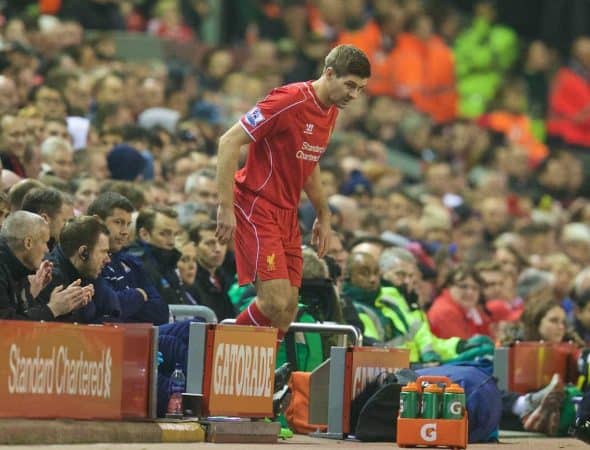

{"left": 397, "top": 376, "right": 468, "bottom": 449}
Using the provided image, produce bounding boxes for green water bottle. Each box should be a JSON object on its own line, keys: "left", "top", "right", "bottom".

{"left": 442, "top": 383, "right": 465, "bottom": 420}
{"left": 421, "top": 384, "right": 442, "bottom": 419}
{"left": 400, "top": 382, "right": 420, "bottom": 418}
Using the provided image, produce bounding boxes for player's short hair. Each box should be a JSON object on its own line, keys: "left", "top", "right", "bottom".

{"left": 324, "top": 45, "right": 371, "bottom": 79}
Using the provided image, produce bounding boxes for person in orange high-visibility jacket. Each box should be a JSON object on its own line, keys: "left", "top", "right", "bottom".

{"left": 335, "top": 13, "right": 457, "bottom": 122}
{"left": 390, "top": 15, "right": 458, "bottom": 123}
{"left": 478, "top": 112, "right": 548, "bottom": 167}
{"left": 336, "top": 19, "right": 382, "bottom": 59}
{"left": 336, "top": 7, "right": 405, "bottom": 98}
{"left": 478, "top": 80, "right": 549, "bottom": 167}
{"left": 40, "top": 0, "right": 61, "bottom": 14}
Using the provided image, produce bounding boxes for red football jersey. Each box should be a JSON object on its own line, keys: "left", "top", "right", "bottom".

{"left": 236, "top": 81, "right": 338, "bottom": 209}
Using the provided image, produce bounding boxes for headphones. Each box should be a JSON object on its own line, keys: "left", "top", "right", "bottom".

{"left": 80, "top": 247, "right": 89, "bottom": 261}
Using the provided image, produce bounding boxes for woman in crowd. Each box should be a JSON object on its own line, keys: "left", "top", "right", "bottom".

{"left": 498, "top": 291, "right": 584, "bottom": 435}
{"left": 175, "top": 239, "right": 200, "bottom": 306}
{"left": 499, "top": 290, "right": 584, "bottom": 346}
{"left": 428, "top": 264, "right": 494, "bottom": 339}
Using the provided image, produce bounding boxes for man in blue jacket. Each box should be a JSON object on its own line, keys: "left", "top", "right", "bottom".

{"left": 88, "top": 192, "right": 193, "bottom": 415}
{"left": 88, "top": 192, "right": 169, "bottom": 325}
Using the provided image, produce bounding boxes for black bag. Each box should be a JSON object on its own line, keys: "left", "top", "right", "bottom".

{"left": 349, "top": 373, "right": 402, "bottom": 442}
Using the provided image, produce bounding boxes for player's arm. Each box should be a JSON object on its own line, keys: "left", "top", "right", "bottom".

{"left": 303, "top": 164, "right": 331, "bottom": 258}
{"left": 215, "top": 122, "right": 252, "bottom": 244}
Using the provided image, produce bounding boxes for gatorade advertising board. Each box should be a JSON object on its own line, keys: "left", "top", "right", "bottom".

{"left": 508, "top": 341, "right": 577, "bottom": 393}
{"left": 202, "top": 324, "right": 277, "bottom": 417}
{"left": 0, "top": 321, "right": 124, "bottom": 419}
{"left": 342, "top": 347, "right": 410, "bottom": 433}
{"left": 348, "top": 347, "right": 410, "bottom": 400}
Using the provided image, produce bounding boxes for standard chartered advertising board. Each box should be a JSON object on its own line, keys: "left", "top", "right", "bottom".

{"left": 0, "top": 321, "right": 124, "bottom": 419}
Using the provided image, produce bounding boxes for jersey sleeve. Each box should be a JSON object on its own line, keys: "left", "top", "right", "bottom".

{"left": 239, "top": 86, "right": 304, "bottom": 142}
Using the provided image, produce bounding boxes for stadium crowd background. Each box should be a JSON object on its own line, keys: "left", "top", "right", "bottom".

{"left": 2, "top": 0, "right": 590, "bottom": 435}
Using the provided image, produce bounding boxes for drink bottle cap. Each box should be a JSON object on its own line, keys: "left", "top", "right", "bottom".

{"left": 402, "top": 382, "right": 419, "bottom": 392}
{"left": 445, "top": 383, "right": 464, "bottom": 394}
{"left": 423, "top": 383, "right": 443, "bottom": 394}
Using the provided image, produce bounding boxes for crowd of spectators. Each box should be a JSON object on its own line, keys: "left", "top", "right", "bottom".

{"left": 1, "top": 0, "right": 590, "bottom": 434}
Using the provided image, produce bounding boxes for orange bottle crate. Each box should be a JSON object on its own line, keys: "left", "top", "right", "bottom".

{"left": 396, "top": 376, "right": 468, "bottom": 449}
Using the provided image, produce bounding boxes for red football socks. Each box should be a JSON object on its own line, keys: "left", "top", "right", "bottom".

{"left": 235, "top": 301, "right": 272, "bottom": 327}
{"left": 235, "top": 301, "right": 287, "bottom": 349}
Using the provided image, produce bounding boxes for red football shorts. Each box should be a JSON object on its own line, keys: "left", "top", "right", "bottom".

{"left": 234, "top": 190, "right": 302, "bottom": 288}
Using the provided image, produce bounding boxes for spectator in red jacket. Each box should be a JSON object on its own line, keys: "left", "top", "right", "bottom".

{"left": 548, "top": 36, "right": 590, "bottom": 148}
{"left": 428, "top": 264, "right": 493, "bottom": 339}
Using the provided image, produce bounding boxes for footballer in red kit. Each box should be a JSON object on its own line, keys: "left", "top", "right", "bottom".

{"left": 233, "top": 81, "right": 338, "bottom": 288}
{"left": 236, "top": 81, "right": 338, "bottom": 209}
{"left": 216, "top": 44, "right": 370, "bottom": 340}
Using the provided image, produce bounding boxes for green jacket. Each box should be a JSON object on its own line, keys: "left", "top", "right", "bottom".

{"left": 454, "top": 17, "right": 518, "bottom": 117}
{"left": 227, "top": 280, "right": 252, "bottom": 313}
{"left": 276, "top": 307, "right": 324, "bottom": 372}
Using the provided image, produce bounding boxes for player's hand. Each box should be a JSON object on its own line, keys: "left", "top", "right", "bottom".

{"left": 216, "top": 204, "right": 236, "bottom": 245}
{"left": 312, "top": 214, "right": 331, "bottom": 258}
{"left": 29, "top": 260, "right": 53, "bottom": 299}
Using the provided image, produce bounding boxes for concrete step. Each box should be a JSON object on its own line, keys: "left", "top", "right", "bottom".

{"left": 201, "top": 418, "right": 280, "bottom": 443}
{"left": 0, "top": 419, "right": 205, "bottom": 445}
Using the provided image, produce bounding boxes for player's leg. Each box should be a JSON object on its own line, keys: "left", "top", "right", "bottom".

{"left": 234, "top": 197, "right": 304, "bottom": 343}
{"left": 255, "top": 278, "right": 299, "bottom": 331}
{"left": 233, "top": 195, "right": 292, "bottom": 335}
{"left": 263, "top": 204, "right": 305, "bottom": 332}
